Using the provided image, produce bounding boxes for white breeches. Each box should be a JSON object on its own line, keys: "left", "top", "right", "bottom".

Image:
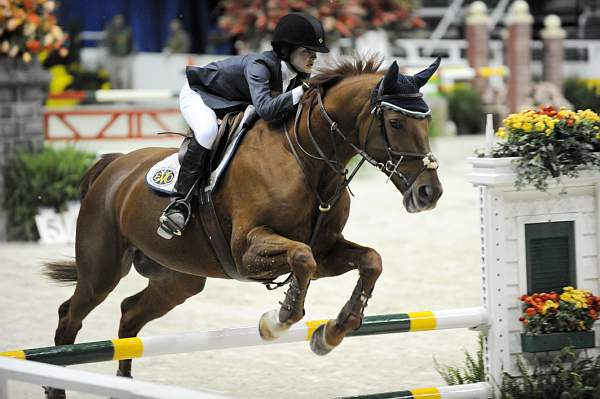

{"left": 179, "top": 82, "right": 218, "bottom": 149}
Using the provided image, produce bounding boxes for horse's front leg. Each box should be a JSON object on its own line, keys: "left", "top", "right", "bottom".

{"left": 242, "top": 226, "right": 317, "bottom": 340}
{"left": 310, "top": 237, "right": 383, "bottom": 355}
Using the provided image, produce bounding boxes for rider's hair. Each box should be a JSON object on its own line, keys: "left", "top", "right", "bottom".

{"left": 272, "top": 42, "right": 297, "bottom": 61}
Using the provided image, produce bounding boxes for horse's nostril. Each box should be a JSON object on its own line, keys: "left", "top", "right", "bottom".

{"left": 418, "top": 185, "right": 433, "bottom": 201}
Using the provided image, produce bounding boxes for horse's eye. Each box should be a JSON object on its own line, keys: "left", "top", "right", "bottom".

{"left": 389, "top": 119, "right": 401, "bottom": 129}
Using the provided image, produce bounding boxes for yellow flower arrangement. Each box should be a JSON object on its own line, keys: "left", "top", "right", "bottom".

{"left": 491, "top": 105, "right": 600, "bottom": 191}
{"left": 0, "top": 0, "right": 68, "bottom": 63}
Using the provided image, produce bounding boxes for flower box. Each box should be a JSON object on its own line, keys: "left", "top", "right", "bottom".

{"left": 521, "top": 331, "right": 596, "bottom": 353}
{"left": 468, "top": 106, "right": 600, "bottom": 191}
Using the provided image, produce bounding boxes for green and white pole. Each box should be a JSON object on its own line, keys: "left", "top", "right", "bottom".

{"left": 340, "top": 382, "right": 492, "bottom": 399}
{"left": 0, "top": 307, "right": 488, "bottom": 366}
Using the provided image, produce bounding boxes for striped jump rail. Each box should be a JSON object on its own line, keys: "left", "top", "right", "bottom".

{"left": 0, "top": 307, "right": 488, "bottom": 366}
{"left": 340, "top": 382, "right": 492, "bottom": 399}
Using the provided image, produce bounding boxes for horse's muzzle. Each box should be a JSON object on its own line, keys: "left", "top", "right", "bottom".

{"left": 403, "top": 183, "right": 443, "bottom": 213}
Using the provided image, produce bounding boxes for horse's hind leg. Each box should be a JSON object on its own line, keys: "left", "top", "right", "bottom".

{"left": 54, "top": 246, "right": 132, "bottom": 346}
{"left": 242, "top": 227, "right": 317, "bottom": 340}
{"left": 47, "top": 239, "right": 132, "bottom": 399}
{"left": 116, "top": 258, "right": 206, "bottom": 378}
{"left": 309, "top": 237, "right": 382, "bottom": 355}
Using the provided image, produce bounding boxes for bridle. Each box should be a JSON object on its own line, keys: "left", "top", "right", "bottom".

{"left": 367, "top": 80, "right": 439, "bottom": 188}
{"left": 283, "top": 79, "right": 439, "bottom": 205}
{"left": 268, "top": 79, "right": 438, "bottom": 290}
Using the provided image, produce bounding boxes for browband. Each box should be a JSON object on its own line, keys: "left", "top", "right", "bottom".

{"left": 379, "top": 101, "right": 431, "bottom": 119}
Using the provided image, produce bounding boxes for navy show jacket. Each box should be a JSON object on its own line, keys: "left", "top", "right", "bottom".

{"left": 185, "top": 50, "right": 309, "bottom": 122}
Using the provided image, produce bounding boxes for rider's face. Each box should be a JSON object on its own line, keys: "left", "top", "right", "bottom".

{"left": 290, "top": 47, "right": 317, "bottom": 74}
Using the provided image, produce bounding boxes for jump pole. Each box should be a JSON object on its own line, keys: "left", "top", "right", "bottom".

{"left": 47, "top": 89, "right": 178, "bottom": 103}
{"left": 1, "top": 307, "right": 488, "bottom": 366}
{"left": 340, "top": 382, "right": 493, "bottom": 399}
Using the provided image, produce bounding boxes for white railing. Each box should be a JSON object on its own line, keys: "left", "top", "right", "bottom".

{"left": 390, "top": 38, "right": 600, "bottom": 78}
{"left": 0, "top": 357, "right": 229, "bottom": 399}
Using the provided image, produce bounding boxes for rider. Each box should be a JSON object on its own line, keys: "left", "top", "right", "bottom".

{"left": 158, "top": 12, "right": 330, "bottom": 239}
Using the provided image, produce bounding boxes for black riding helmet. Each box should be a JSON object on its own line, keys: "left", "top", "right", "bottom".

{"left": 271, "top": 12, "right": 330, "bottom": 55}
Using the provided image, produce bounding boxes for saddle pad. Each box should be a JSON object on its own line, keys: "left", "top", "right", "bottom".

{"left": 145, "top": 152, "right": 180, "bottom": 194}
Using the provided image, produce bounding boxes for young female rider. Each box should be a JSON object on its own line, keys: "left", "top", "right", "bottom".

{"left": 158, "top": 12, "right": 330, "bottom": 238}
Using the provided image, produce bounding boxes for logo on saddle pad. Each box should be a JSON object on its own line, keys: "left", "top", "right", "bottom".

{"left": 152, "top": 167, "right": 176, "bottom": 186}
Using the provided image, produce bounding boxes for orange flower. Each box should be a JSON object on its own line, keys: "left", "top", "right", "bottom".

{"left": 26, "top": 39, "right": 40, "bottom": 52}
{"left": 526, "top": 307, "right": 536, "bottom": 316}
{"left": 26, "top": 13, "right": 39, "bottom": 25}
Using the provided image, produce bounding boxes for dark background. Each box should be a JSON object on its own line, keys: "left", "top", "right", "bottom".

{"left": 56, "top": 0, "right": 232, "bottom": 54}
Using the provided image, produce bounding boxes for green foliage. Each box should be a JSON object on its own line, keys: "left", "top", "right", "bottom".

{"left": 435, "top": 334, "right": 486, "bottom": 385}
{"left": 499, "top": 349, "right": 600, "bottom": 398}
{"left": 564, "top": 78, "right": 600, "bottom": 114}
{"left": 2, "top": 146, "right": 95, "bottom": 241}
{"left": 443, "top": 85, "right": 485, "bottom": 135}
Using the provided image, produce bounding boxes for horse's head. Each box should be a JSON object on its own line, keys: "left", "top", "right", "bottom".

{"left": 360, "top": 58, "right": 443, "bottom": 213}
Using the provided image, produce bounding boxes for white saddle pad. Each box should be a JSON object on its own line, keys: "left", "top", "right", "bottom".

{"left": 145, "top": 152, "right": 180, "bottom": 194}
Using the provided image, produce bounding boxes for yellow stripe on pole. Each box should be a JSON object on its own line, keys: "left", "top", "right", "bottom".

{"left": 0, "top": 350, "right": 26, "bottom": 360}
{"left": 478, "top": 66, "right": 507, "bottom": 78}
{"left": 305, "top": 319, "right": 329, "bottom": 340}
{"left": 411, "top": 387, "right": 441, "bottom": 398}
{"left": 408, "top": 311, "right": 436, "bottom": 331}
{"left": 111, "top": 338, "right": 144, "bottom": 361}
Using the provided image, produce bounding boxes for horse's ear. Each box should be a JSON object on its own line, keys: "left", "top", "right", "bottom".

{"left": 413, "top": 57, "right": 441, "bottom": 88}
{"left": 381, "top": 61, "right": 399, "bottom": 93}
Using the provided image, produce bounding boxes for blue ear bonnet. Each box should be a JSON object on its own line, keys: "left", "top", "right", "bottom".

{"left": 371, "top": 57, "right": 441, "bottom": 117}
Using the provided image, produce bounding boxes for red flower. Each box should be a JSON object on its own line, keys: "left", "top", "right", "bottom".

{"left": 27, "top": 13, "right": 40, "bottom": 25}
{"left": 334, "top": 20, "right": 352, "bottom": 36}
{"left": 26, "top": 39, "right": 40, "bottom": 52}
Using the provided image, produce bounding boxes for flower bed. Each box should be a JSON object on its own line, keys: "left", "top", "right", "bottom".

{"left": 217, "top": 0, "right": 424, "bottom": 43}
{"left": 0, "top": 0, "right": 68, "bottom": 63}
{"left": 491, "top": 106, "right": 600, "bottom": 191}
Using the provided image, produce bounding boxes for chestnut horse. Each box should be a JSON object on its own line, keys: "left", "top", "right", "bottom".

{"left": 44, "top": 55, "right": 442, "bottom": 397}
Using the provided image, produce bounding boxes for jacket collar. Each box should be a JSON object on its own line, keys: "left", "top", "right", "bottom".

{"left": 280, "top": 61, "right": 298, "bottom": 83}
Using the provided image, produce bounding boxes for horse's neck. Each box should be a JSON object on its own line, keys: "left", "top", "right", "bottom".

{"left": 298, "top": 84, "right": 369, "bottom": 169}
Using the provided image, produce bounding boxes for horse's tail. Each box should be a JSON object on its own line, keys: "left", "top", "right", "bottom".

{"left": 43, "top": 153, "right": 123, "bottom": 285}
{"left": 44, "top": 260, "right": 78, "bottom": 284}
{"left": 79, "top": 153, "right": 123, "bottom": 200}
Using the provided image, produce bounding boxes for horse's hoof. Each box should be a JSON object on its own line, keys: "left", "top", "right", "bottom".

{"left": 116, "top": 369, "right": 132, "bottom": 378}
{"left": 44, "top": 386, "right": 66, "bottom": 399}
{"left": 258, "top": 309, "right": 290, "bottom": 341}
{"left": 310, "top": 324, "right": 335, "bottom": 356}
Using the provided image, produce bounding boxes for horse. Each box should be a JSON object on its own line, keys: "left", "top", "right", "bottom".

{"left": 43, "top": 54, "right": 442, "bottom": 398}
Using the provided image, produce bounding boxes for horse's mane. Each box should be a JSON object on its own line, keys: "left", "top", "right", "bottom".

{"left": 301, "top": 53, "right": 384, "bottom": 106}
{"left": 309, "top": 53, "right": 384, "bottom": 88}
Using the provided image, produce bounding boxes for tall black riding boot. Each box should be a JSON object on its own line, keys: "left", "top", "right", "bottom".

{"left": 157, "top": 138, "right": 210, "bottom": 239}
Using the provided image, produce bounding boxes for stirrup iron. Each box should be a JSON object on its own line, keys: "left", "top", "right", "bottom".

{"left": 157, "top": 179, "right": 200, "bottom": 239}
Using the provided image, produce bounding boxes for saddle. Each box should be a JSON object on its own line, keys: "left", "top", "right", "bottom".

{"left": 146, "top": 108, "right": 256, "bottom": 196}
{"left": 148, "top": 106, "right": 260, "bottom": 282}
{"left": 179, "top": 110, "right": 246, "bottom": 177}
